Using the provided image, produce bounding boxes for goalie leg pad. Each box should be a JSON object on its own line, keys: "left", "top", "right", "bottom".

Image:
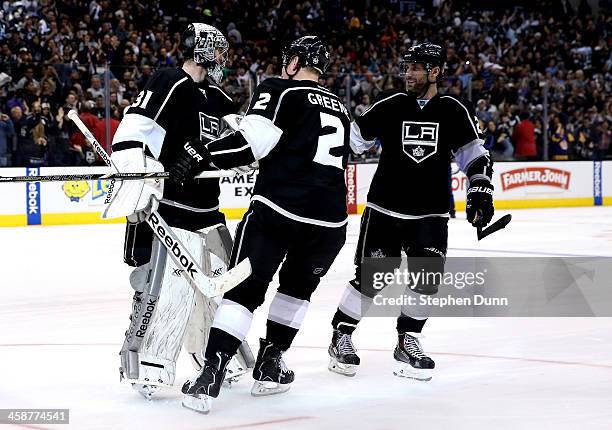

{"left": 183, "top": 224, "right": 256, "bottom": 379}
{"left": 120, "top": 227, "right": 206, "bottom": 389}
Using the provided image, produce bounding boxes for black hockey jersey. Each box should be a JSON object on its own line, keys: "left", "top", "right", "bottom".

{"left": 112, "top": 67, "right": 236, "bottom": 212}
{"left": 206, "top": 77, "right": 352, "bottom": 227}
{"left": 352, "top": 90, "right": 489, "bottom": 217}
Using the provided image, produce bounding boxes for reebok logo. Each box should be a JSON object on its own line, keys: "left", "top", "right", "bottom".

{"left": 148, "top": 212, "right": 198, "bottom": 278}
{"left": 136, "top": 298, "right": 157, "bottom": 338}
{"left": 184, "top": 142, "right": 203, "bottom": 162}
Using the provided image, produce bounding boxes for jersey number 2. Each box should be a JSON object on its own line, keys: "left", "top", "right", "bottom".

{"left": 314, "top": 112, "right": 344, "bottom": 170}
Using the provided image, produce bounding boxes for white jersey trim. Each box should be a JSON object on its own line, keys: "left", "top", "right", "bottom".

{"left": 272, "top": 86, "right": 347, "bottom": 122}
{"left": 153, "top": 76, "right": 188, "bottom": 122}
{"left": 361, "top": 92, "right": 408, "bottom": 117}
{"left": 208, "top": 142, "right": 251, "bottom": 156}
{"left": 350, "top": 121, "right": 376, "bottom": 154}
{"left": 367, "top": 202, "right": 450, "bottom": 219}
{"left": 208, "top": 84, "right": 234, "bottom": 103}
{"left": 252, "top": 195, "right": 348, "bottom": 228}
{"left": 439, "top": 96, "right": 479, "bottom": 139}
{"left": 453, "top": 138, "right": 489, "bottom": 174}
{"left": 112, "top": 113, "right": 167, "bottom": 159}
{"left": 238, "top": 114, "right": 282, "bottom": 160}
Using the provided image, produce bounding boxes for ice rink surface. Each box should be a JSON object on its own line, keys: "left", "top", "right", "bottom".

{"left": 1, "top": 207, "right": 612, "bottom": 430}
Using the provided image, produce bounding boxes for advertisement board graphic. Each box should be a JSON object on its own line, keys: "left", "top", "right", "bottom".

{"left": 26, "top": 167, "right": 41, "bottom": 225}
{"left": 500, "top": 167, "right": 571, "bottom": 191}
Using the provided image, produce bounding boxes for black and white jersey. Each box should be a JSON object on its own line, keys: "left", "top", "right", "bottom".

{"left": 352, "top": 90, "right": 490, "bottom": 218}
{"left": 112, "top": 67, "right": 236, "bottom": 213}
{"left": 206, "top": 78, "right": 352, "bottom": 227}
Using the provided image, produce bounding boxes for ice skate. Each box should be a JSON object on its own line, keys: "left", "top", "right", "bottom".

{"left": 328, "top": 327, "right": 360, "bottom": 377}
{"left": 393, "top": 332, "right": 435, "bottom": 381}
{"left": 251, "top": 338, "right": 294, "bottom": 396}
{"left": 182, "top": 351, "right": 232, "bottom": 414}
{"left": 132, "top": 383, "right": 161, "bottom": 400}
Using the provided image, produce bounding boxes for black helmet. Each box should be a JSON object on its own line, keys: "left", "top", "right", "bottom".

{"left": 282, "top": 35, "right": 331, "bottom": 76}
{"left": 182, "top": 23, "right": 229, "bottom": 84}
{"left": 400, "top": 42, "right": 446, "bottom": 77}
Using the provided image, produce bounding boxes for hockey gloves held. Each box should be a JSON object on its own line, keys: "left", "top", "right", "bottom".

{"left": 169, "top": 139, "right": 210, "bottom": 187}
{"left": 466, "top": 180, "right": 494, "bottom": 228}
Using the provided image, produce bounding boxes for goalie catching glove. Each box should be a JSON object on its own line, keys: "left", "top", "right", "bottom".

{"left": 102, "top": 147, "right": 165, "bottom": 220}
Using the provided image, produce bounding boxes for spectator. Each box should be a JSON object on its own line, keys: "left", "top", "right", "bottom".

{"left": 513, "top": 112, "right": 538, "bottom": 160}
{"left": 0, "top": 110, "right": 15, "bottom": 166}
{"left": 354, "top": 94, "right": 371, "bottom": 117}
{"left": 87, "top": 75, "right": 104, "bottom": 100}
{"left": 550, "top": 115, "right": 572, "bottom": 160}
{"left": 11, "top": 105, "right": 45, "bottom": 166}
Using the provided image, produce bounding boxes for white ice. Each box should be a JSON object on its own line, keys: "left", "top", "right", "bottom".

{"left": 1, "top": 207, "right": 612, "bottom": 430}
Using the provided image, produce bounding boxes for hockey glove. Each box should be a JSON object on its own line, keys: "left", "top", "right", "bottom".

{"left": 466, "top": 180, "right": 494, "bottom": 228}
{"left": 169, "top": 139, "right": 211, "bottom": 187}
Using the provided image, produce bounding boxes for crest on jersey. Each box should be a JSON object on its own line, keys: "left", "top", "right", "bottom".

{"left": 401, "top": 121, "right": 439, "bottom": 163}
{"left": 199, "top": 112, "right": 220, "bottom": 140}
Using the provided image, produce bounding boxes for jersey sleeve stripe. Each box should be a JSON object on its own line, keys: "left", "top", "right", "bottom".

{"left": 439, "top": 96, "right": 479, "bottom": 138}
{"left": 453, "top": 138, "right": 488, "bottom": 173}
{"left": 208, "top": 142, "right": 251, "bottom": 156}
{"left": 360, "top": 92, "right": 408, "bottom": 117}
{"left": 153, "top": 76, "right": 188, "bottom": 122}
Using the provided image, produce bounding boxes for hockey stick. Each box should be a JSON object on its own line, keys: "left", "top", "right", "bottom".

{"left": 0, "top": 170, "right": 235, "bottom": 183}
{"left": 68, "top": 110, "right": 251, "bottom": 298}
{"left": 477, "top": 214, "right": 512, "bottom": 241}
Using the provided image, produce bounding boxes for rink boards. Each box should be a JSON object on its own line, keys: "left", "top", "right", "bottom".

{"left": 0, "top": 161, "right": 610, "bottom": 226}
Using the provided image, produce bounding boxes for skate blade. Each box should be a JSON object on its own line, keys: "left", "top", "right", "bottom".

{"left": 182, "top": 394, "right": 212, "bottom": 414}
{"left": 328, "top": 357, "right": 357, "bottom": 377}
{"left": 132, "top": 383, "right": 161, "bottom": 400}
{"left": 223, "top": 361, "right": 248, "bottom": 388}
{"left": 393, "top": 362, "right": 433, "bottom": 381}
{"left": 251, "top": 380, "right": 291, "bottom": 397}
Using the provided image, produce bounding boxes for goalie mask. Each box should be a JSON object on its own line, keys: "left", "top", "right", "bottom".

{"left": 182, "top": 23, "right": 229, "bottom": 84}
{"left": 282, "top": 35, "right": 331, "bottom": 78}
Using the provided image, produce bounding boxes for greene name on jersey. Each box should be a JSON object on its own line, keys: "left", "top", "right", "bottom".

{"left": 112, "top": 67, "right": 236, "bottom": 212}
{"left": 351, "top": 90, "right": 491, "bottom": 218}
{"left": 205, "top": 77, "right": 352, "bottom": 227}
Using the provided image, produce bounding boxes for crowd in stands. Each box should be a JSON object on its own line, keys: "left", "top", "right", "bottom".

{"left": 0, "top": 0, "right": 610, "bottom": 167}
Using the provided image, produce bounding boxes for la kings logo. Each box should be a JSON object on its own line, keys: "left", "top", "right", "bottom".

{"left": 199, "top": 113, "right": 220, "bottom": 141}
{"left": 401, "top": 121, "right": 439, "bottom": 163}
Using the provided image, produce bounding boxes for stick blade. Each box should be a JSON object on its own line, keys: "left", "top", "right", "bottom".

{"left": 477, "top": 214, "right": 512, "bottom": 241}
{"left": 211, "top": 258, "right": 252, "bottom": 296}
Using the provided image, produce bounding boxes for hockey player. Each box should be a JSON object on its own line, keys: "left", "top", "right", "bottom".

{"left": 106, "top": 23, "right": 254, "bottom": 399}
{"left": 327, "top": 43, "right": 494, "bottom": 380}
{"left": 169, "top": 35, "right": 350, "bottom": 413}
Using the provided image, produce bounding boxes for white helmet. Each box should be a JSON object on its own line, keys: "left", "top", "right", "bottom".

{"left": 182, "top": 23, "right": 229, "bottom": 84}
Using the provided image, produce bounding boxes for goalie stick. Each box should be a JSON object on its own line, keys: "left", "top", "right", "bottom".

{"left": 67, "top": 110, "right": 251, "bottom": 298}
{"left": 0, "top": 170, "right": 235, "bottom": 183}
